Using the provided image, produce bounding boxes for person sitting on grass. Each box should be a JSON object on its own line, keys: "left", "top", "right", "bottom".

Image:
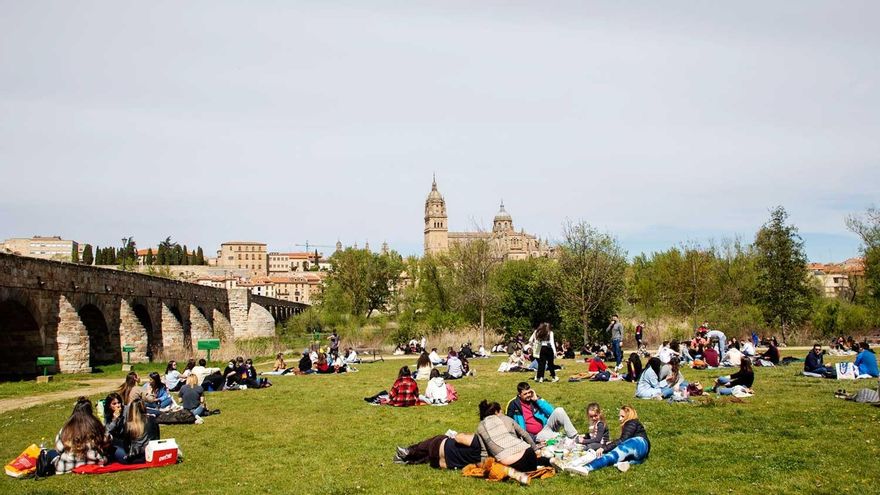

{"left": 244, "top": 358, "right": 272, "bottom": 387}
{"left": 445, "top": 351, "right": 464, "bottom": 380}
{"left": 180, "top": 358, "right": 196, "bottom": 382}
{"left": 394, "top": 429, "right": 485, "bottom": 469}
{"left": 415, "top": 352, "right": 433, "bottom": 380}
{"left": 558, "top": 405, "right": 650, "bottom": 476}
{"left": 429, "top": 347, "right": 444, "bottom": 366}
{"left": 421, "top": 368, "right": 450, "bottom": 405}
{"left": 117, "top": 399, "right": 160, "bottom": 464}
{"left": 756, "top": 340, "right": 780, "bottom": 366}
{"left": 505, "top": 349, "right": 530, "bottom": 372}
{"left": 855, "top": 342, "right": 879, "bottom": 378}
{"left": 710, "top": 357, "right": 755, "bottom": 395}
{"left": 741, "top": 338, "right": 756, "bottom": 357}
{"left": 636, "top": 357, "right": 666, "bottom": 399}
{"left": 622, "top": 353, "right": 643, "bottom": 383}
{"left": 262, "top": 353, "right": 292, "bottom": 375}
{"left": 49, "top": 397, "right": 111, "bottom": 474}
{"left": 165, "top": 361, "right": 183, "bottom": 392}
{"left": 179, "top": 374, "right": 209, "bottom": 421}
{"left": 477, "top": 399, "right": 543, "bottom": 479}
{"left": 298, "top": 349, "right": 315, "bottom": 375}
{"left": 116, "top": 371, "right": 155, "bottom": 407}
{"left": 144, "top": 371, "right": 174, "bottom": 414}
{"left": 315, "top": 353, "right": 334, "bottom": 374}
{"left": 703, "top": 345, "right": 720, "bottom": 368}
{"left": 804, "top": 344, "right": 834, "bottom": 377}
{"left": 578, "top": 402, "right": 610, "bottom": 451}
{"left": 384, "top": 366, "right": 420, "bottom": 407}
{"left": 506, "top": 382, "right": 578, "bottom": 442}
{"left": 658, "top": 357, "right": 688, "bottom": 397}
{"left": 344, "top": 347, "right": 360, "bottom": 365}
{"left": 102, "top": 392, "right": 126, "bottom": 453}
{"left": 223, "top": 359, "right": 241, "bottom": 388}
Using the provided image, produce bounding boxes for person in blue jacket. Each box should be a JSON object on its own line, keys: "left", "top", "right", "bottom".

{"left": 855, "top": 342, "right": 879, "bottom": 378}
{"left": 506, "top": 382, "right": 578, "bottom": 442}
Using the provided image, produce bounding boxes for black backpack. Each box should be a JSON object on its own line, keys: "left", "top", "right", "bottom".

{"left": 35, "top": 448, "right": 55, "bottom": 478}
{"left": 155, "top": 409, "right": 196, "bottom": 424}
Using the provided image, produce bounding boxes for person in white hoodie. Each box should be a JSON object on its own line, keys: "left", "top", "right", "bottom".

{"left": 421, "top": 369, "right": 449, "bottom": 405}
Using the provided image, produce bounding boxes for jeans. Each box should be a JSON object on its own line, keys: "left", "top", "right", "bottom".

{"left": 189, "top": 404, "right": 206, "bottom": 417}
{"left": 612, "top": 339, "right": 622, "bottom": 367}
{"left": 535, "top": 407, "right": 579, "bottom": 442}
{"left": 716, "top": 376, "right": 735, "bottom": 395}
{"left": 586, "top": 437, "right": 649, "bottom": 471}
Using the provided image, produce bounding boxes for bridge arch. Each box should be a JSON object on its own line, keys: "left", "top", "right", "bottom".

{"left": 0, "top": 299, "right": 43, "bottom": 377}
{"left": 132, "top": 302, "right": 157, "bottom": 360}
{"left": 78, "top": 303, "right": 120, "bottom": 367}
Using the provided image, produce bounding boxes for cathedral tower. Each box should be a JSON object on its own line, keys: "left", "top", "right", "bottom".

{"left": 424, "top": 175, "right": 448, "bottom": 255}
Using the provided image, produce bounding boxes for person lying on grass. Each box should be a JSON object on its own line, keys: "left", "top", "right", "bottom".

{"left": 49, "top": 397, "right": 111, "bottom": 474}
{"left": 393, "top": 430, "right": 485, "bottom": 469}
{"left": 710, "top": 357, "right": 755, "bottom": 395}
{"left": 506, "top": 382, "right": 578, "bottom": 442}
{"left": 556, "top": 405, "right": 650, "bottom": 476}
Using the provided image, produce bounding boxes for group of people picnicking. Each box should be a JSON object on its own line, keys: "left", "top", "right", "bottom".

{"left": 364, "top": 347, "right": 479, "bottom": 406}
{"left": 393, "top": 381, "right": 650, "bottom": 481}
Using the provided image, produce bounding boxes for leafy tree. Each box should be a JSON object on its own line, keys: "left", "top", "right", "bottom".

{"left": 490, "top": 257, "right": 560, "bottom": 339}
{"left": 146, "top": 248, "right": 155, "bottom": 265}
{"left": 445, "top": 238, "right": 501, "bottom": 348}
{"left": 846, "top": 205, "right": 880, "bottom": 305}
{"left": 322, "top": 248, "right": 404, "bottom": 317}
{"left": 754, "top": 206, "right": 814, "bottom": 343}
{"left": 82, "top": 244, "right": 94, "bottom": 265}
{"left": 556, "top": 221, "right": 627, "bottom": 344}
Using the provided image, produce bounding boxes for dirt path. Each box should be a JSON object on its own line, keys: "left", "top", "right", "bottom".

{"left": 0, "top": 378, "right": 123, "bottom": 414}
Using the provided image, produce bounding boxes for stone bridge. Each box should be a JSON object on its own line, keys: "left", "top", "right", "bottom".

{"left": 0, "top": 253, "right": 307, "bottom": 376}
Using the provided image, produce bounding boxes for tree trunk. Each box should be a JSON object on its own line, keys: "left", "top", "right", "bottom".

{"left": 480, "top": 307, "right": 485, "bottom": 349}
{"left": 781, "top": 320, "right": 787, "bottom": 345}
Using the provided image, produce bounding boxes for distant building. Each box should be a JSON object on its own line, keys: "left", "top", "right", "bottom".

{"left": 2, "top": 236, "right": 81, "bottom": 262}
{"left": 271, "top": 272, "right": 325, "bottom": 304}
{"left": 423, "top": 177, "right": 555, "bottom": 260}
{"left": 268, "top": 252, "right": 322, "bottom": 274}
{"left": 217, "top": 241, "right": 267, "bottom": 277}
{"left": 809, "top": 258, "right": 864, "bottom": 299}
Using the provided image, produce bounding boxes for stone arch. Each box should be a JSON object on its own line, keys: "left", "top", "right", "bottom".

{"left": 161, "top": 302, "right": 186, "bottom": 359}
{"left": 131, "top": 302, "right": 157, "bottom": 360}
{"left": 0, "top": 299, "right": 44, "bottom": 377}
{"left": 212, "top": 309, "right": 234, "bottom": 342}
{"left": 119, "top": 299, "right": 150, "bottom": 364}
{"left": 189, "top": 304, "right": 213, "bottom": 344}
{"left": 78, "top": 304, "right": 120, "bottom": 367}
{"left": 56, "top": 295, "right": 90, "bottom": 373}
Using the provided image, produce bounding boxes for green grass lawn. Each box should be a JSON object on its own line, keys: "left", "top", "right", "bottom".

{"left": 1, "top": 353, "right": 879, "bottom": 495}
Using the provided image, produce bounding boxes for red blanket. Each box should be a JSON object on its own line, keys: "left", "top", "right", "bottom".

{"left": 72, "top": 462, "right": 172, "bottom": 474}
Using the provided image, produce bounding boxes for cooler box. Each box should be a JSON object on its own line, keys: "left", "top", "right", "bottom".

{"left": 145, "top": 439, "right": 178, "bottom": 466}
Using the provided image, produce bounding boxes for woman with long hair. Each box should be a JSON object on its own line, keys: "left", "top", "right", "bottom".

{"left": 50, "top": 397, "right": 111, "bottom": 474}
{"left": 529, "top": 322, "right": 558, "bottom": 383}
{"left": 659, "top": 357, "right": 687, "bottom": 397}
{"left": 563, "top": 405, "right": 650, "bottom": 476}
{"left": 635, "top": 357, "right": 665, "bottom": 399}
{"left": 165, "top": 360, "right": 183, "bottom": 392}
{"left": 712, "top": 357, "right": 755, "bottom": 395}
{"left": 415, "top": 352, "right": 433, "bottom": 380}
{"left": 118, "top": 399, "right": 160, "bottom": 463}
{"left": 145, "top": 371, "right": 174, "bottom": 411}
{"left": 623, "top": 353, "right": 643, "bottom": 383}
{"left": 102, "top": 392, "right": 126, "bottom": 453}
{"left": 388, "top": 366, "right": 419, "bottom": 406}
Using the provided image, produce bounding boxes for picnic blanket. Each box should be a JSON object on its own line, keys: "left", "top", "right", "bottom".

{"left": 73, "top": 462, "right": 173, "bottom": 475}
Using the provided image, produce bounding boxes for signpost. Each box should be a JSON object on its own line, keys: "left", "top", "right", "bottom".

{"left": 197, "top": 339, "right": 221, "bottom": 362}
{"left": 36, "top": 356, "right": 55, "bottom": 383}
{"left": 122, "top": 345, "right": 136, "bottom": 371}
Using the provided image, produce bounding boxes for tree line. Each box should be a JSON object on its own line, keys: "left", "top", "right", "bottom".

{"left": 72, "top": 236, "right": 208, "bottom": 267}
{"left": 307, "top": 205, "right": 880, "bottom": 346}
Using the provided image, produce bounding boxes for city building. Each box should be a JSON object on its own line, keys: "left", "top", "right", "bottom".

{"left": 2, "top": 236, "right": 81, "bottom": 262}
{"left": 809, "top": 258, "right": 865, "bottom": 299}
{"left": 423, "top": 177, "right": 555, "bottom": 260}
{"left": 216, "top": 241, "right": 268, "bottom": 277}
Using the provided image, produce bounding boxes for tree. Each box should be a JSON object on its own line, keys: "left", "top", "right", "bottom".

{"left": 182, "top": 245, "right": 190, "bottom": 265}
{"left": 445, "top": 238, "right": 501, "bottom": 348}
{"left": 846, "top": 205, "right": 880, "bottom": 305}
{"left": 146, "top": 248, "right": 155, "bottom": 266}
{"left": 196, "top": 246, "right": 205, "bottom": 265}
{"left": 491, "top": 257, "right": 560, "bottom": 339}
{"left": 82, "top": 244, "right": 94, "bottom": 265}
{"left": 556, "top": 221, "right": 627, "bottom": 344}
{"left": 322, "top": 247, "right": 403, "bottom": 317}
{"left": 71, "top": 245, "right": 79, "bottom": 263}
{"left": 754, "top": 206, "right": 814, "bottom": 343}
{"left": 95, "top": 245, "right": 103, "bottom": 265}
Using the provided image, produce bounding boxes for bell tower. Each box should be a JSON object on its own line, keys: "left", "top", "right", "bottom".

{"left": 424, "top": 175, "right": 448, "bottom": 255}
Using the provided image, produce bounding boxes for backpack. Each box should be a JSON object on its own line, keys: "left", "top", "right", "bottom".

{"left": 155, "top": 409, "right": 197, "bottom": 425}
{"left": 35, "top": 448, "right": 55, "bottom": 478}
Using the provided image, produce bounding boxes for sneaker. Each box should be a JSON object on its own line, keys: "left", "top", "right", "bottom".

{"left": 194, "top": 416, "right": 204, "bottom": 425}
{"left": 445, "top": 429, "right": 458, "bottom": 438}
{"left": 537, "top": 378, "right": 544, "bottom": 383}
{"left": 567, "top": 464, "right": 590, "bottom": 477}
{"left": 394, "top": 446, "right": 409, "bottom": 463}
{"left": 615, "top": 461, "right": 630, "bottom": 472}
{"left": 548, "top": 457, "right": 566, "bottom": 471}
{"left": 550, "top": 376, "right": 559, "bottom": 383}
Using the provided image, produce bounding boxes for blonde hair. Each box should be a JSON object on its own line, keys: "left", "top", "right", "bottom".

{"left": 186, "top": 374, "right": 199, "bottom": 387}
{"left": 126, "top": 399, "right": 146, "bottom": 441}
{"left": 619, "top": 405, "right": 638, "bottom": 428}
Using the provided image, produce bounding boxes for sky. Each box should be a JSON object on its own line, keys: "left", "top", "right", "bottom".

{"left": 1, "top": 1, "right": 877, "bottom": 261}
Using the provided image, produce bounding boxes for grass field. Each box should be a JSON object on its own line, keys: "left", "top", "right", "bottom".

{"left": 1, "top": 352, "right": 879, "bottom": 495}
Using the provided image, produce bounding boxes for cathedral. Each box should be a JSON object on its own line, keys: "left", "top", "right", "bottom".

{"left": 423, "top": 177, "right": 555, "bottom": 260}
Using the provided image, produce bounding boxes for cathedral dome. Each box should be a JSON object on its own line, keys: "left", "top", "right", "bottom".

{"left": 494, "top": 202, "right": 512, "bottom": 222}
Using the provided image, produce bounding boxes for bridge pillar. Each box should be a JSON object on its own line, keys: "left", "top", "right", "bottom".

{"left": 119, "top": 299, "right": 149, "bottom": 363}
{"left": 213, "top": 309, "right": 234, "bottom": 342}
{"left": 189, "top": 305, "right": 213, "bottom": 343}
{"left": 56, "top": 295, "right": 91, "bottom": 373}
{"left": 160, "top": 303, "right": 185, "bottom": 359}
{"left": 228, "top": 289, "right": 250, "bottom": 340}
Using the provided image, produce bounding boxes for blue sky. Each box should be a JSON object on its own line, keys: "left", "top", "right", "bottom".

{"left": 1, "top": 1, "right": 876, "bottom": 262}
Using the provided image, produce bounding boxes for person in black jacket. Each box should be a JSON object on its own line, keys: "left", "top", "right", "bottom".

{"left": 564, "top": 405, "right": 649, "bottom": 476}
{"left": 298, "top": 350, "right": 315, "bottom": 374}
{"left": 120, "top": 399, "right": 160, "bottom": 464}
{"left": 804, "top": 344, "right": 834, "bottom": 377}
{"left": 710, "top": 358, "right": 755, "bottom": 394}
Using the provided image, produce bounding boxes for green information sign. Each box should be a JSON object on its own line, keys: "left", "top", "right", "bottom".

{"left": 36, "top": 356, "right": 55, "bottom": 376}
{"left": 197, "top": 339, "right": 221, "bottom": 361}
{"left": 122, "top": 345, "right": 136, "bottom": 364}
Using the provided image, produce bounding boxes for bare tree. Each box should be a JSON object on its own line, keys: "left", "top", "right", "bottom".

{"left": 445, "top": 237, "right": 502, "bottom": 348}
{"left": 556, "top": 221, "right": 627, "bottom": 344}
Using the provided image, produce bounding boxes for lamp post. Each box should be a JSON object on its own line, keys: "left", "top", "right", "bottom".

{"left": 121, "top": 236, "right": 131, "bottom": 271}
